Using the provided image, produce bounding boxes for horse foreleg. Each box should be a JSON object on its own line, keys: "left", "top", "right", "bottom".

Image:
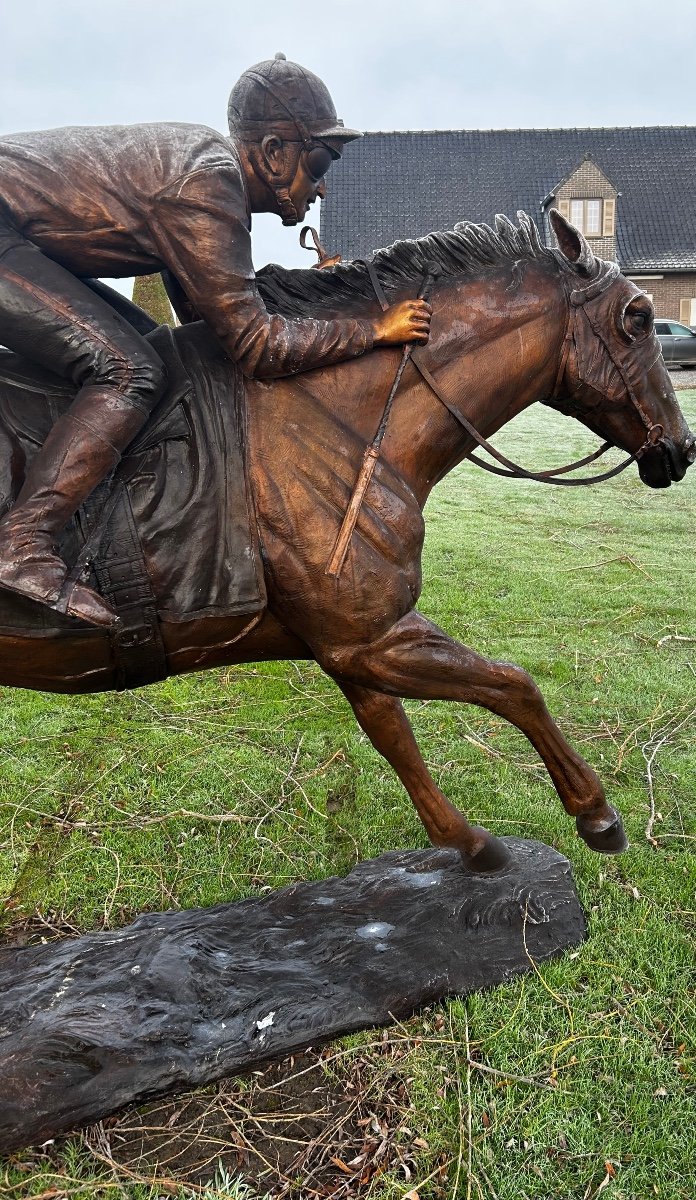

{"left": 336, "top": 681, "right": 511, "bottom": 871}
{"left": 325, "top": 613, "right": 627, "bottom": 855}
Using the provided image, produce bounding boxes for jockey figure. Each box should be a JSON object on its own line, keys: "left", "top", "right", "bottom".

{"left": 0, "top": 54, "right": 431, "bottom": 626}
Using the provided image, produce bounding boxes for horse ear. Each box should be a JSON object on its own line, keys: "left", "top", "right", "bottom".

{"left": 549, "top": 208, "right": 595, "bottom": 275}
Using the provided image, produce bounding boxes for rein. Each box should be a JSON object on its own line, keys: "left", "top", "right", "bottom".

{"left": 325, "top": 256, "right": 665, "bottom": 577}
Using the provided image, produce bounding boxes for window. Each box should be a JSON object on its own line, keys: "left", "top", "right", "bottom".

{"left": 558, "top": 197, "right": 615, "bottom": 237}
{"left": 568, "top": 198, "right": 601, "bottom": 236}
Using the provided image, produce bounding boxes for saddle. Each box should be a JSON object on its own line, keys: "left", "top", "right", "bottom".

{"left": 0, "top": 324, "right": 266, "bottom": 687}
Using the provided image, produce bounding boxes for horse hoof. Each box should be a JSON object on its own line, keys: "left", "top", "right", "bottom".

{"left": 461, "top": 828, "right": 512, "bottom": 873}
{"left": 576, "top": 807, "right": 628, "bottom": 855}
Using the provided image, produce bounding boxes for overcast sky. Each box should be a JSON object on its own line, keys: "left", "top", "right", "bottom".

{"left": 2, "top": 0, "right": 694, "bottom": 281}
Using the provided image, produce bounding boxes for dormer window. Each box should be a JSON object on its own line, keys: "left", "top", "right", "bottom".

{"left": 558, "top": 196, "right": 615, "bottom": 237}
{"left": 570, "top": 198, "right": 600, "bottom": 234}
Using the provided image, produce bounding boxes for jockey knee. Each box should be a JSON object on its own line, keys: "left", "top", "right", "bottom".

{"left": 90, "top": 346, "right": 167, "bottom": 415}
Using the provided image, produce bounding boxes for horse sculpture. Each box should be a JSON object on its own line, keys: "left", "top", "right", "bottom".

{"left": 0, "top": 210, "right": 693, "bottom": 874}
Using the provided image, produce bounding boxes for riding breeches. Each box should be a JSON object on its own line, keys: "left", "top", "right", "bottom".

{"left": 0, "top": 217, "right": 169, "bottom": 625}
{"left": 0, "top": 217, "right": 166, "bottom": 413}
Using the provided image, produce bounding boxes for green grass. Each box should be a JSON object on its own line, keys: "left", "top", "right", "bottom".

{"left": 1, "top": 394, "right": 695, "bottom": 1199}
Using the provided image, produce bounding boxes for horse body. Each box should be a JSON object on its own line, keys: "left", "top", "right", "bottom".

{"left": 0, "top": 213, "right": 693, "bottom": 868}
{"left": 248, "top": 260, "right": 565, "bottom": 655}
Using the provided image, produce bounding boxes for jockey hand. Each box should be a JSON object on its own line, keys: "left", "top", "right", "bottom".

{"left": 372, "top": 299, "right": 432, "bottom": 346}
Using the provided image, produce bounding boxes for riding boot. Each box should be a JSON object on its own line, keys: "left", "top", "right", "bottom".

{"left": 0, "top": 386, "right": 149, "bottom": 626}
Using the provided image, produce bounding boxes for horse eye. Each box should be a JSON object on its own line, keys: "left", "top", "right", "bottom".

{"left": 624, "top": 306, "right": 652, "bottom": 339}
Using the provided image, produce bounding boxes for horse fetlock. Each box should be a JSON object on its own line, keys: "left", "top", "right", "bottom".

{"left": 557, "top": 763, "right": 606, "bottom": 816}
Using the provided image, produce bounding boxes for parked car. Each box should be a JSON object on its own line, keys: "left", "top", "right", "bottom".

{"left": 654, "top": 320, "right": 696, "bottom": 368}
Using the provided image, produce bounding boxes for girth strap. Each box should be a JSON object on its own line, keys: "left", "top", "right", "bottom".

{"left": 81, "top": 480, "right": 168, "bottom": 690}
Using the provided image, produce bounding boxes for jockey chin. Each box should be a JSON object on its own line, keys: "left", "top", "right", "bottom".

{"left": 0, "top": 54, "right": 431, "bottom": 626}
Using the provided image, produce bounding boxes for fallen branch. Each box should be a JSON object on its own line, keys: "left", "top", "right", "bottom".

{"left": 563, "top": 554, "right": 654, "bottom": 580}
{"left": 642, "top": 706, "right": 696, "bottom": 846}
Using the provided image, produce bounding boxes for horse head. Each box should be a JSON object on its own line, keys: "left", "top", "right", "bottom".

{"left": 546, "top": 209, "right": 696, "bottom": 488}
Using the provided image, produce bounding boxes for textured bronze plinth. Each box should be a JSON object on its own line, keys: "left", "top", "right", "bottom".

{"left": 0, "top": 838, "right": 585, "bottom": 1153}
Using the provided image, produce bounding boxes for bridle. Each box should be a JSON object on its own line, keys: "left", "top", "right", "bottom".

{"left": 369, "top": 258, "right": 667, "bottom": 486}
{"left": 326, "top": 255, "right": 668, "bottom": 577}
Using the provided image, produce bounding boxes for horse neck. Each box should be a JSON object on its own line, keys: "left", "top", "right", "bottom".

{"left": 381, "top": 263, "right": 569, "bottom": 504}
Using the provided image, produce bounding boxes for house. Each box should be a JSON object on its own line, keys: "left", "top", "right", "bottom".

{"left": 320, "top": 127, "right": 696, "bottom": 323}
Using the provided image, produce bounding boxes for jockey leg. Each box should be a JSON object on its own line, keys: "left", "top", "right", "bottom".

{"left": 0, "top": 223, "right": 166, "bottom": 625}
{"left": 0, "top": 389, "right": 151, "bottom": 625}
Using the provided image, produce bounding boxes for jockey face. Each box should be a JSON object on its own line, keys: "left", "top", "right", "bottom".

{"left": 287, "top": 142, "right": 336, "bottom": 222}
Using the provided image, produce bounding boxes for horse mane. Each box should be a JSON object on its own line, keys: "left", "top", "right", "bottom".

{"left": 256, "top": 211, "right": 577, "bottom": 318}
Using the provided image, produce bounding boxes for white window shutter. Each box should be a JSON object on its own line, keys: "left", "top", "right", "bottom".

{"left": 680, "top": 299, "right": 691, "bottom": 324}
{"left": 603, "top": 198, "right": 616, "bottom": 237}
{"left": 558, "top": 199, "right": 570, "bottom": 220}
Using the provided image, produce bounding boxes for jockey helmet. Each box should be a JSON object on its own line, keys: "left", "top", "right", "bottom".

{"left": 228, "top": 54, "right": 362, "bottom": 152}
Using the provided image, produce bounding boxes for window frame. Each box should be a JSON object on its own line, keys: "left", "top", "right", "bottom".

{"left": 568, "top": 197, "right": 604, "bottom": 238}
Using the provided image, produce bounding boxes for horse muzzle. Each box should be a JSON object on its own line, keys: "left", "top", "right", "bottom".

{"left": 638, "top": 430, "right": 696, "bottom": 488}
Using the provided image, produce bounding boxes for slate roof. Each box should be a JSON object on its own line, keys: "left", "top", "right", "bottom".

{"left": 320, "top": 126, "right": 696, "bottom": 272}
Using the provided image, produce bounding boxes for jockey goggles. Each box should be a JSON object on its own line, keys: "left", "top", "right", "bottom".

{"left": 302, "top": 143, "right": 336, "bottom": 182}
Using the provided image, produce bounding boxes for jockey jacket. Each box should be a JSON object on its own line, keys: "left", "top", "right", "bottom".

{"left": 0, "top": 122, "right": 374, "bottom": 379}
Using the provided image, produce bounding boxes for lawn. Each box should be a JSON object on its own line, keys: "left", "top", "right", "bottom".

{"left": 1, "top": 391, "right": 694, "bottom": 1200}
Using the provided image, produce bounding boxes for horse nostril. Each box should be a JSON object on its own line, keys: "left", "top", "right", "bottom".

{"left": 686, "top": 436, "right": 696, "bottom": 465}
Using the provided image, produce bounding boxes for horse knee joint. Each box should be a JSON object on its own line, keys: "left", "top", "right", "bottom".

{"left": 496, "top": 661, "right": 525, "bottom": 686}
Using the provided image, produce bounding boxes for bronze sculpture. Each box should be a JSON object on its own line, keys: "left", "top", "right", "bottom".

{"left": 0, "top": 207, "right": 693, "bottom": 872}
{"left": 0, "top": 54, "right": 430, "bottom": 625}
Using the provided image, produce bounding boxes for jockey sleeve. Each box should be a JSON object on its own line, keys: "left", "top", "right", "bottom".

{"left": 151, "top": 162, "right": 374, "bottom": 378}
{"left": 0, "top": 122, "right": 374, "bottom": 379}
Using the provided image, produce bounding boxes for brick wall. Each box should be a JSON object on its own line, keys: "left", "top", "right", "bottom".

{"left": 626, "top": 274, "right": 696, "bottom": 321}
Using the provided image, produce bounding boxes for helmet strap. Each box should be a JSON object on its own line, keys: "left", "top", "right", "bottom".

{"left": 274, "top": 185, "right": 299, "bottom": 226}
